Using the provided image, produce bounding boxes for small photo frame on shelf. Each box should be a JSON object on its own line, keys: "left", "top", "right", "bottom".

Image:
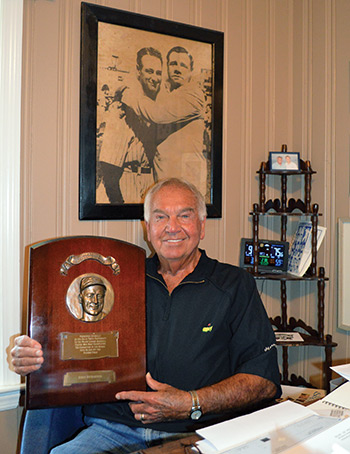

{"left": 269, "top": 152, "right": 300, "bottom": 172}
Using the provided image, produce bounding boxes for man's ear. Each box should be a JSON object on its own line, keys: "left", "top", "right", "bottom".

{"left": 145, "top": 222, "right": 151, "bottom": 242}
{"left": 200, "top": 218, "right": 206, "bottom": 240}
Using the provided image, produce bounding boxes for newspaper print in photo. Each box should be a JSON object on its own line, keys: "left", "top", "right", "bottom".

{"left": 96, "top": 22, "right": 213, "bottom": 205}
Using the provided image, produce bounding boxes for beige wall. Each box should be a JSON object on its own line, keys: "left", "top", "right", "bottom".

{"left": 4, "top": 0, "right": 350, "bottom": 452}
{"left": 0, "top": 407, "right": 23, "bottom": 454}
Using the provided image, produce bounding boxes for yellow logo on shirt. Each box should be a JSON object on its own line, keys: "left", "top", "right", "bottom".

{"left": 202, "top": 324, "right": 213, "bottom": 333}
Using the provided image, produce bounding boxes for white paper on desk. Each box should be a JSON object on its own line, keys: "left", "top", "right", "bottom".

{"left": 308, "top": 399, "right": 350, "bottom": 419}
{"left": 322, "top": 381, "right": 350, "bottom": 409}
{"left": 196, "top": 401, "right": 315, "bottom": 452}
{"left": 196, "top": 439, "right": 218, "bottom": 454}
{"left": 331, "top": 364, "right": 350, "bottom": 381}
{"left": 215, "top": 415, "right": 338, "bottom": 454}
{"left": 282, "top": 416, "right": 350, "bottom": 453}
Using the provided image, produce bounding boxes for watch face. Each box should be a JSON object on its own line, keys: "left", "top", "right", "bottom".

{"left": 190, "top": 409, "right": 202, "bottom": 420}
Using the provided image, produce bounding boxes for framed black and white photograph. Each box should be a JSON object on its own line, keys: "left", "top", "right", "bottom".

{"left": 269, "top": 151, "right": 300, "bottom": 172}
{"left": 79, "top": 2, "right": 223, "bottom": 220}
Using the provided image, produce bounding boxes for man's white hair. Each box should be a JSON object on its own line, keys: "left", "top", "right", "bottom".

{"left": 143, "top": 178, "right": 207, "bottom": 223}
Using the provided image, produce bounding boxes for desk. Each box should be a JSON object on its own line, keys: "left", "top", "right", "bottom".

{"left": 132, "top": 401, "right": 279, "bottom": 453}
{"left": 130, "top": 395, "right": 326, "bottom": 454}
{"left": 132, "top": 434, "right": 202, "bottom": 454}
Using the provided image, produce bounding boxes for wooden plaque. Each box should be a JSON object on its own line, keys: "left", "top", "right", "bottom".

{"left": 26, "top": 236, "right": 146, "bottom": 409}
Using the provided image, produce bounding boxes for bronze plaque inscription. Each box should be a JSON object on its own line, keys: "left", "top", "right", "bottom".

{"left": 63, "top": 370, "right": 116, "bottom": 387}
{"left": 60, "top": 331, "right": 119, "bottom": 360}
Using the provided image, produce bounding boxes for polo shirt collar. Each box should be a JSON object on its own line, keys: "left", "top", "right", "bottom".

{"left": 146, "top": 249, "right": 211, "bottom": 283}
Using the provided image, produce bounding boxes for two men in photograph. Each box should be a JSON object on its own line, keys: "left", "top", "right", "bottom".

{"left": 97, "top": 44, "right": 209, "bottom": 204}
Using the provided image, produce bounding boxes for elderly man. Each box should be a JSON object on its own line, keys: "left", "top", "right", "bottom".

{"left": 12, "top": 178, "right": 280, "bottom": 453}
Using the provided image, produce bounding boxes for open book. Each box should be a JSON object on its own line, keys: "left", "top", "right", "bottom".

{"left": 287, "top": 221, "right": 326, "bottom": 276}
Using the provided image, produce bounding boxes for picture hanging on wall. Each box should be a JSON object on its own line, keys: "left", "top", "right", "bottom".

{"left": 79, "top": 2, "right": 224, "bottom": 220}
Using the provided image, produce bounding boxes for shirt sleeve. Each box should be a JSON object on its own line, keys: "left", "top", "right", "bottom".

{"left": 228, "top": 271, "right": 281, "bottom": 395}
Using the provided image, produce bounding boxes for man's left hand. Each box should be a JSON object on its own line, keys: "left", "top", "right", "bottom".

{"left": 115, "top": 372, "right": 192, "bottom": 423}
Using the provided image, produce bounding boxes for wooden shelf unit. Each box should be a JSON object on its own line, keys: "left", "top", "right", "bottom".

{"left": 246, "top": 149, "right": 337, "bottom": 392}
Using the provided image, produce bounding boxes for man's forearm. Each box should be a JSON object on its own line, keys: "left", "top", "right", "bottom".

{"left": 196, "top": 373, "right": 277, "bottom": 415}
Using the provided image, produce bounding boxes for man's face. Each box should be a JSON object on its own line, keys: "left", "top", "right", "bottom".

{"left": 167, "top": 51, "right": 192, "bottom": 89}
{"left": 80, "top": 285, "right": 105, "bottom": 317}
{"left": 146, "top": 185, "right": 206, "bottom": 264}
{"left": 277, "top": 157, "right": 283, "bottom": 165}
{"left": 138, "top": 54, "right": 162, "bottom": 99}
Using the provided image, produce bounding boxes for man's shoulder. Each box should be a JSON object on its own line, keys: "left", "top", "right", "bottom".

{"left": 200, "top": 251, "right": 255, "bottom": 291}
{"left": 183, "top": 80, "right": 206, "bottom": 99}
{"left": 166, "top": 79, "right": 205, "bottom": 100}
{"left": 146, "top": 255, "right": 158, "bottom": 273}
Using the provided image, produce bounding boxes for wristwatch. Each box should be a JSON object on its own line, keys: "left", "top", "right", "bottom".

{"left": 189, "top": 390, "right": 202, "bottom": 420}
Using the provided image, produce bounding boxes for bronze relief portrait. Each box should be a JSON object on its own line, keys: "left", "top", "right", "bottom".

{"left": 66, "top": 273, "right": 114, "bottom": 322}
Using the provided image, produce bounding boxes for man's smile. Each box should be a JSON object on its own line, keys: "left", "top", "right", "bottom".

{"left": 163, "top": 238, "right": 186, "bottom": 243}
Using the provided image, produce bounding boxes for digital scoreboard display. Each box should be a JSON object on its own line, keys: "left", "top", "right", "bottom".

{"left": 240, "top": 238, "right": 289, "bottom": 273}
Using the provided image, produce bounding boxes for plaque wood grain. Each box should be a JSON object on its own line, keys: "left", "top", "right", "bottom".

{"left": 26, "top": 236, "right": 146, "bottom": 409}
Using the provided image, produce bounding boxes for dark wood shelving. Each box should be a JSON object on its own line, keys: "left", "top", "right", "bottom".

{"left": 249, "top": 146, "right": 337, "bottom": 392}
{"left": 249, "top": 272, "right": 329, "bottom": 281}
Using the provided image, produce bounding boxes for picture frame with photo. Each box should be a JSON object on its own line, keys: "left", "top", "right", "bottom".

{"left": 79, "top": 2, "right": 223, "bottom": 220}
{"left": 269, "top": 151, "right": 300, "bottom": 172}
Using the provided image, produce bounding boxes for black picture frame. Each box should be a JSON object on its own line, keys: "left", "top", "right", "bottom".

{"left": 79, "top": 2, "right": 223, "bottom": 220}
{"left": 269, "top": 151, "right": 300, "bottom": 172}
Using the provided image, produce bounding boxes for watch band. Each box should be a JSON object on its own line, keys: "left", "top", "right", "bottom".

{"left": 189, "top": 390, "right": 200, "bottom": 410}
{"left": 189, "top": 390, "right": 202, "bottom": 420}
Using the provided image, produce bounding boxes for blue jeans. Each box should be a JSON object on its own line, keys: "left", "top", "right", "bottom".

{"left": 50, "top": 416, "right": 188, "bottom": 454}
{"left": 21, "top": 407, "right": 85, "bottom": 454}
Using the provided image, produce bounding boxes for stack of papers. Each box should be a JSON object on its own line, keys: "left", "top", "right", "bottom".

{"left": 196, "top": 401, "right": 346, "bottom": 453}
{"left": 196, "top": 401, "right": 316, "bottom": 453}
{"left": 195, "top": 364, "right": 350, "bottom": 454}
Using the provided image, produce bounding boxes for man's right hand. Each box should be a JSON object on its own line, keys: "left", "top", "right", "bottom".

{"left": 11, "top": 335, "right": 44, "bottom": 376}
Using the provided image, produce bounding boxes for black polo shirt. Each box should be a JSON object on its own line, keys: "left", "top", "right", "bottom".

{"left": 84, "top": 250, "right": 281, "bottom": 433}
